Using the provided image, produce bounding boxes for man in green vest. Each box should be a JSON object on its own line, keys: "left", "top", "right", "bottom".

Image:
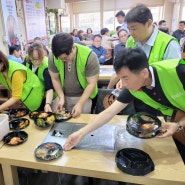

{"left": 48, "top": 32, "right": 99, "bottom": 117}
{"left": 64, "top": 48, "right": 185, "bottom": 156}
{"left": 109, "top": 4, "right": 181, "bottom": 116}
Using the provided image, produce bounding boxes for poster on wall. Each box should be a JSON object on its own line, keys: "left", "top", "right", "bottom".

{"left": 23, "top": 0, "right": 47, "bottom": 44}
{"left": 1, "top": 0, "right": 20, "bottom": 46}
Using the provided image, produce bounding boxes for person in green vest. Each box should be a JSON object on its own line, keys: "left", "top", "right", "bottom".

{"left": 0, "top": 50, "right": 44, "bottom": 111}
{"left": 108, "top": 4, "right": 181, "bottom": 116}
{"left": 24, "top": 42, "right": 56, "bottom": 112}
{"left": 63, "top": 48, "right": 185, "bottom": 152}
{"left": 48, "top": 32, "right": 99, "bottom": 117}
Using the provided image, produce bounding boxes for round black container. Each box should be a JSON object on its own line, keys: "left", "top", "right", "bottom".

{"left": 115, "top": 148, "right": 154, "bottom": 176}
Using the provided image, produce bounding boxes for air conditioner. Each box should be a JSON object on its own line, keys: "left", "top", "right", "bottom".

{"left": 46, "top": 0, "right": 65, "bottom": 9}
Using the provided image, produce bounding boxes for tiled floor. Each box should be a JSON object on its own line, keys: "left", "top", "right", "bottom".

{"left": 18, "top": 168, "right": 126, "bottom": 185}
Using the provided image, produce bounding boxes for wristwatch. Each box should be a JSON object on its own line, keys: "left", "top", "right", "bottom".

{"left": 176, "top": 121, "right": 184, "bottom": 132}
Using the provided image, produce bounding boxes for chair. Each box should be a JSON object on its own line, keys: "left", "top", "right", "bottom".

{"left": 0, "top": 84, "right": 11, "bottom": 104}
{"left": 94, "top": 88, "right": 135, "bottom": 115}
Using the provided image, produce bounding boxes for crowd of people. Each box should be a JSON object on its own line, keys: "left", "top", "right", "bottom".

{"left": 1, "top": 4, "right": 185, "bottom": 164}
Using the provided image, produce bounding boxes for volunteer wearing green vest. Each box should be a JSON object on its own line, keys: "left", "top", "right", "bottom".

{"left": 108, "top": 5, "right": 181, "bottom": 90}
{"left": 24, "top": 42, "right": 56, "bottom": 112}
{"left": 110, "top": 4, "right": 181, "bottom": 116}
{"left": 0, "top": 50, "right": 44, "bottom": 111}
{"left": 48, "top": 32, "right": 99, "bottom": 117}
{"left": 63, "top": 48, "right": 185, "bottom": 153}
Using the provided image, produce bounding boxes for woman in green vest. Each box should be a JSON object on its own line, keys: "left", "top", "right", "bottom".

{"left": 24, "top": 42, "right": 56, "bottom": 112}
{"left": 0, "top": 50, "right": 44, "bottom": 111}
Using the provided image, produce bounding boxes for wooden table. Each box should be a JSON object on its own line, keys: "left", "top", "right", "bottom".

{"left": 0, "top": 114, "right": 185, "bottom": 185}
{"left": 99, "top": 65, "right": 115, "bottom": 81}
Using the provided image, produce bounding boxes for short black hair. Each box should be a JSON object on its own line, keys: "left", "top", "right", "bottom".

{"left": 34, "top": 37, "right": 42, "bottom": 42}
{"left": 158, "top": 20, "right": 166, "bottom": 26}
{"left": 117, "top": 29, "right": 128, "bottom": 36}
{"left": 179, "top": 20, "right": 185, "bottom": 24}
{"left": 87, "top": 28, "right": 93, "bottom": 34}
{"left": 125, "top": 4, "right": 153, "bottom": 25}
{"left": 9, "top": 45, "right": 21, "bottom": 55}
{"left": 92, "top": 34, "right": 102, "bottom": 40}
{"left": 116, "top": 26, "right": 122, "bottom": 31}
{"left": 115, "top": 10, "right": 125, "bottom": 17}
{"left": 158, "top": 27, "right": 169, "bottom": 34}
{"left": 114, "top": 48, "right": 149, "bottom": 73}
{"left": 100, "top": 28, "right": 109, "bottom": 35}
{"left": 51, "top": 32, "right": 74, "bottom": 58}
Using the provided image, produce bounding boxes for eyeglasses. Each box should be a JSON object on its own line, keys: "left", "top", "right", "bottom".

{"left": 29, "top": 57, "right": 43, "bottom": 62}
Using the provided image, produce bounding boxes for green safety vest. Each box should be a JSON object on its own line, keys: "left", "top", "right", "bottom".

{"left": 26, "top": 56, "right": 48, "bottom": 83}
{"left": 25, "top": 57, "right": 57, "bottom": 99}
{"left": 0, "top": 60, "right": 45, "bottom": 111}
{"left": 130, "top": 59, "right": 185, "bottom": 116}
{"left": 53, "top": 44, "right": 98, "bottom": 99}
{"left": 127, "top": 31, "right": 176, "bottom": 64}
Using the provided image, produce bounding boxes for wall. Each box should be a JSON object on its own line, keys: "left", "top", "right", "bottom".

{"left": 0, "top": 1, "right": 8, "bottom": 54}
{"left": 69, "top": 0, "right": 178, "bottom": 32}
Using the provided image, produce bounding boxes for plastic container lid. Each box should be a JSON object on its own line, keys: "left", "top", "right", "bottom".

{"left": 115, "top": 148, "right": 154, "bottom": 176}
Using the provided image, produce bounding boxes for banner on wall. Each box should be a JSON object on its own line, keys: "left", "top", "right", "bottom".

{"left": 1, "top": 0, "right": 20, "bottom": 46}
{"left": 22, "top": 0, "right": 47, "bottom": 44}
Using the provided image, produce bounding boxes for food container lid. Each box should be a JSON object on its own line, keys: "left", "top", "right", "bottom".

{"left": 115, "top": 148, "right": 154, "bottom": 176}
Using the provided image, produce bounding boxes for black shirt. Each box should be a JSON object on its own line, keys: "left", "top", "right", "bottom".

{"left": 172, "top": 30, "right": 185, "bottom": 42}
{"left": 117, "top": 63, "right": 185, "bottom": 110}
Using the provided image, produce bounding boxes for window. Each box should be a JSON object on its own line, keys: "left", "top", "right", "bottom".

{"left": 150, "top": 6, "right": 163, "bottom": 22}
{"left": 60, "top": 16, "right": 70, "bottom": 33}
{"left": 75, "top": 12, "right": 100, "bottom": 33}
{"left": 182, "top": 6, "right": 185, "bottom": 20}
{"left": 103, "top": 11, "right": 115, "bottom": 31}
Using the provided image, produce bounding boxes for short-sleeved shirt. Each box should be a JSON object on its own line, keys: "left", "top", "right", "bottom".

{"left": 11, "top": 71, "right": 26, "bottom": 99}
{"left": 117, "top": 64, "right": 185, "bottom": 110}
{"left": 8, "top": 55, "right": 23, "bottom": 64}
{"left": 126, "top": 26, "right": 181, "bottom": 60}
{"left": 49, "top": 51, "right": 99, "bottom": 97}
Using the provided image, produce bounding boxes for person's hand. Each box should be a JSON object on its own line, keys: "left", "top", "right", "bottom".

{"left": 157, "top": 122, "right": 178, "bottom": 138}
{"left": 56, "top": 97, "right": 65, "bottom": 112}
{"left": 116, "top": 80, "right": 123, "bottom": 91}
{"left": 63, "top": 130, "right": 84, "bottom": 151}
{"left": 44, "top": 104, "right": 52, "bottom": 112}
{"left": 71, "top": 103, "right": 82, "bottom": 117}
{"left": 100, "top": 55, "right": 105, "bottom": 58}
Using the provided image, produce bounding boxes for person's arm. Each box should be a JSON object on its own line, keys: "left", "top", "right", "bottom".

{"left": 72, "top": 75, "right": 98, "bottom": 117}
{"left": 0, "top": 71, "right": 25, "bottom": 111}
{"left": 43, "top": 69, "right": 54, "bottom": 112}
{"left": 49, "top": 71, "right": 65, "bottom": 112}
{"left": 99, "top": 48, "right": 106, "bottom": 64}
{"left": 64, "top": 100, "right": 127, "bottom": 150}
{"left": 107, "top": 73, "right": 120, "bottom": 89}
{"left": 157, "top": 116, "right": 185, "bottom": 138}
{"left": 44, "top": 89, "right": 53, "bottom": 112}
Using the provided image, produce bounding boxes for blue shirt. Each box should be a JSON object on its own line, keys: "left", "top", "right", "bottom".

{"left": 8, "top": 55, "right": 23, "bottom": 64}
{"left": 89, "top": 45, "right": 106, "bottom": 64}
{"left": 114, "top": 43, "right": 126, "bottom": 58}
{"left": 126, "top": 26, "right": 181, "bottom": 60}
{"left": 122, "top": 22, "right": 129, "bottom": 34}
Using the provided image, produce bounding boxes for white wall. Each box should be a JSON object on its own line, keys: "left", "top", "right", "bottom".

{"left": 0, "top": 0, "right": 8, "bottom": 54}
